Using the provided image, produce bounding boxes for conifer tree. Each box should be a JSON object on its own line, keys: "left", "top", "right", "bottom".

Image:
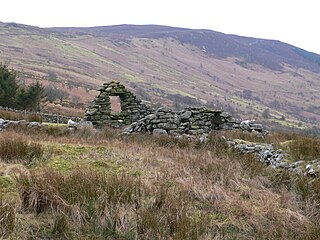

{"left": 0, "top": 64, "right": 44, "bottom": 111}
{"left": 0, "top": 64, "right": 19, "bottom": 107}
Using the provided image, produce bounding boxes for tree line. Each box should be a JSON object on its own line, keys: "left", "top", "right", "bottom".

{"left": 0, "top": 64, "right": 43, "bottom": 111}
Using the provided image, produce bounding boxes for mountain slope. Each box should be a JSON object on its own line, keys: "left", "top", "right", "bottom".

{"left": 1, "top": 22, "right": 320, "bottom": 127}
{"left": 51, "top": 24, "right": 320, "bottom": 72}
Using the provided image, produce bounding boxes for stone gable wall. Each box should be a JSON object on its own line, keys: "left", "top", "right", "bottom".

{"left": 84, "top": 81, "right": 153, "bottom": 127}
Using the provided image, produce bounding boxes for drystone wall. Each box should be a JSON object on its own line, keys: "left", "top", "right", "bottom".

{"left": 123, "top": 107, "right": 268, "bottom": 136}
{"left": 0, "top": 118, "right": 43, "bottom": 131}
{"left": 84, "top": 81, "right": 153, "bottom": 127}
{"left": 0, "top": 118, "right": 92, "bottom": 132}
{"left": 0, "top": 106, "right": 81, "bottom": 124}
{"left": 227, "top": 139, "right": 320, "bottom": 177}
{"left": 40, "top": 114, "right": 81, "bottom": 124}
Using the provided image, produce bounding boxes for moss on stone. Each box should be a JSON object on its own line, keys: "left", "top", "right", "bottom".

{"left": 191, "top": 124, "right": 200, "bottom": 130}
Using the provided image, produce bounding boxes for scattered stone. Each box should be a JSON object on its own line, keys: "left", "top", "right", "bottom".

{"left": 29, "top": 122, "right": 42, "bottom": 127}
{"left": 66, "top": 119, "right": 94, "bottom": 130}
{"left": 306, "top": 164, "right": 317, "bottom": 177}
{"left": 240, "top": 120, "right": 268, "bottom": 135}
{"left": 67, "top": 119, "right": 78, "bottom": 128}
{"left": 199, "top": 134, "right": 208, "bottom": 143}
{"left": 77, "top": 121, "right": 93, "bottom": 129}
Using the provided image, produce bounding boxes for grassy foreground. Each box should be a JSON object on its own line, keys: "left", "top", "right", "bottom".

{"left": 1, "top": 125, "right": 320, "bottom": 239}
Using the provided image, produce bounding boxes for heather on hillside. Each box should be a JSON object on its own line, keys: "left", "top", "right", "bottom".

{"left": 1, "top": 23, "right": 320, "bottom": 127}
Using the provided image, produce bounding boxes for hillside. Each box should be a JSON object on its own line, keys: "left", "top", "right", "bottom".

{"left": 1, "top": 22, "right": 320, "bottom": 128}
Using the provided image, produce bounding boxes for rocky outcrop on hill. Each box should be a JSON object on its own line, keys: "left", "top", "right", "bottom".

{"left": 123, "top": 107, "right": 268, "bottom": 136}
{"left": 84, "top": 81, "right": 153, "bottom": 127}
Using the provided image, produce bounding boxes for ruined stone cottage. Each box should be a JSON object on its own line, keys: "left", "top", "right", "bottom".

{"left": 84, "top": 81, "right": 153, "bottom": 127}
{"left": 84, "top": 81, "right": 267, "bottom": 136}
{"left": 123, "top": 107, "right": 267, "bottom": 136}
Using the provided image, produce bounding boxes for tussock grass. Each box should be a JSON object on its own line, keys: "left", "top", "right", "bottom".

{"left": 0, "top": 197, "right": 15, "bottom": 237}
{"left": 287, "top": 136, "right": 320, "bottom": 161}
{"left": 1, "top": 126, "right": 320, "bottom": 238}
{"left": 0, "top": 109, "right": 24, "bottom": 121}
{"left": 137, "top": 184, "right": 208, "bottom": 239}
{"left": 14, "top": 167, "right": 212, "bottom": 239}
{"left": 50, "top": 214, "right": 69, "bottom": 237}
{"left": 27, "top": 113, "right": 43, "bottom": 123}
{"left": 0, "top": 109, "right": 42, "bottom": 122}
{"left": 0, "top": 132, "right": 43, "bottom": 164}
{"left": 41, "top": 125, "right": 72, "bottom": 137}
{"left": 15, "top": 168, "right": 141, "bottom": 237}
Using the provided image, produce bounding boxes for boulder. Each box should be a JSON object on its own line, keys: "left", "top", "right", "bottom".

{"left": 77, "top": 121, "right": 93, "bottom": 129}
{"left": 153, "top": 129, "right": 168, "bottom": 135}
{"left": 28, "top": 122, "right": 42, "bottom": 127}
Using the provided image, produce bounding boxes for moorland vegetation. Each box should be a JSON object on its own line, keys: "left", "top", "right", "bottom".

{"left": 1, "top": 119, "right": 320, "bottom": 239}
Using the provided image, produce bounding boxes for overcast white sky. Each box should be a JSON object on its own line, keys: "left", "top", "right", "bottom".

{"left": 1, "top": 0, "right": 320, "bottom": 54}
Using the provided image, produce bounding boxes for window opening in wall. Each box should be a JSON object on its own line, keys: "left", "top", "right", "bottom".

{"left": 109, "top": 96, "right": 122, "bottom": 113}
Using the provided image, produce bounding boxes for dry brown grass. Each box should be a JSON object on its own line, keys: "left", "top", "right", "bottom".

{"left": 0, "top": 109, "right": 25, "bottom": 121}
{"left": 26, "top": 113, "right": 43, "bottom": 123}
{"left": 1, "top": 127, "right": 320, "bottom": 239}
{"left": 287, "top": 136, "right": 320, "bottom": 161}
{"left": 0, "top": 132, "right": 43, "bottom": 164}
{"left": 0, "top": 197, "right": 15, "bottom": 237}
{"left": 0, "top": 109, "right": 43, "bottom": 123}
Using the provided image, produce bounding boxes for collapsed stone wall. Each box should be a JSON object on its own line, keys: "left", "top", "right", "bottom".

{"left": 227, "top": 139, "right": 320, "bottom": 177}
{"left": 123, "top": 107, "right": 267, "bottom": 136}
{"left": 84, "top": 81, "right": 153, "bottom": 127}
{"left": 0, "top": 118, "right": 42, "bottom": 132}
{"left": 0, "top": 118, "right": 92, "bottom": 132}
